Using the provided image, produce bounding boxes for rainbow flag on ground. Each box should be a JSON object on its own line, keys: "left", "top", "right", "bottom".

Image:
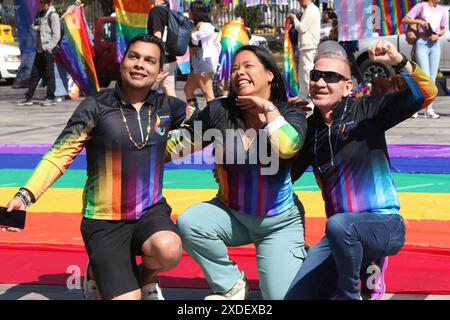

{"left": 374, "top": 0, "right": 418, "bottom": 36}
{"left": 283, "top": 17, "right": 298, "bottom": 98}
{"left": 58, "top": 3, "right": 99, "bottom": 96}
{"left": 114, "top": 0, "right": 154, "bottom": 63}
{"left": 218, "top": 19, "right": 249, "bottom": 81}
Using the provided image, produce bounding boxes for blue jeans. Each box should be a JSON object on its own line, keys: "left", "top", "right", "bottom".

{"left": 415, "top": 38, "right": 440, "bottom": 112}
{"left": 285, "top": 212, "right": 405, "bottom": 300}
{"left": 54, "top": 61, "right": 69, "bottom": 97}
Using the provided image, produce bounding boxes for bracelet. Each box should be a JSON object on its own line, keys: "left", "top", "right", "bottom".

{"left": 264, "top": 104, "right": 276, "bottom": 113}
{"left": 393, "top": 53, "right": 408, "bottom": 73}
{"left": 15, "top": 188, "right": 33, "bottom": 208}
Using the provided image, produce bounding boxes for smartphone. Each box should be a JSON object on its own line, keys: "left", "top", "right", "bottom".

{"left": 0, "top": 206, "right": 26, "bottom": 229}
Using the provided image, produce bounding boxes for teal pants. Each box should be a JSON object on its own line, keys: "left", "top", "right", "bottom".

{"left": 176, "top": 197, "right": 306, "bottom": 299}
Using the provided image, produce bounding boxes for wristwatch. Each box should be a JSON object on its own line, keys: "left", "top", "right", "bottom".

{"left": 393, "top": 53, "right": 408, "bottom": 73}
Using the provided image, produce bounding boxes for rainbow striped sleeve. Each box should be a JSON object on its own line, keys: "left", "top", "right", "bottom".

{"left": 401, "top": 62, "right": 438, "bottom": 111}
{"left": 265, "top": 116, "right": 302, "bottom": 160}
{"left": 24, "top": 100, "right": 95, "bottom": 201}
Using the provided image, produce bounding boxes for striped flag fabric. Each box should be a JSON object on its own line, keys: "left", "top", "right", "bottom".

{"left": 13, "top": 0, "right": 40, "bottom": 54}
{"left": 335, "top": 0, "right": 373, "bottom": 41}
{"left": 13, "top": 0, "right": 40, "bottom": 85}
{"left": 176, "top": 49, "right": 191, "bottom": 75}
{"left": 57, "top": 2, "right": 99, "bottom": 96}
{"left": 114, "top": 0, "right": 154, "bottom": 63}
{"left": 218, "top": 19, "right": 249, "bottom": 81}
{"left": 374, "top": 0, "right": 418, "bottom": 36}
{"left": 283, "top": 17, "right": 298, "bottom": 98}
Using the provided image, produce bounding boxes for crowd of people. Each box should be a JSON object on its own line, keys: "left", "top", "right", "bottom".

{"left": 2, "top": 0, "right": 442, "bottom": 300}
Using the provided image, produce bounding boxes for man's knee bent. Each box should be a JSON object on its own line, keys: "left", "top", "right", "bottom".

{"left": 325, "top": 214, "right": 350, "bottom": 240}
{"left": 142, "top": 232, "right": 182, "bottom": 268}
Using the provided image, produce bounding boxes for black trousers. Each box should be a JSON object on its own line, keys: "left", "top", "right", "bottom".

{"left": 25, "top": 51, "right": 55, "bottom": 100}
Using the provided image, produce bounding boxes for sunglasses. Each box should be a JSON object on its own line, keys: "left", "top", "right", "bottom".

{"left": 310, "top": 69, "right": 349, "bottom": 83}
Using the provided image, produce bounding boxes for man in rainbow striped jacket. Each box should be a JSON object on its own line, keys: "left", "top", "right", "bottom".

{"left": 4, "top": 34, "right": 197, "bottom": 300}
{"left": 286, "top": 40, "right": 438, "bottom": 300}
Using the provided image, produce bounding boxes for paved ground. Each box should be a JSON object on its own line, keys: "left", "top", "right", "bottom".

{"left": 0, "top": 82, "right": 449, "bottom": 300}
{"left": 1, "top": 82, "right": 449, "bottom": 144}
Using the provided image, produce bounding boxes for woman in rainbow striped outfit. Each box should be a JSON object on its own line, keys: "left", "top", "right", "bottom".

{"left": 168, "top": 45, "right": 308, "bottom": 300}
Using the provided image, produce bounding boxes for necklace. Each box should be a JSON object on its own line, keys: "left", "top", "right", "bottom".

{"left": 313, "top": 97, "right": 349, "bottom": 174}
{"left": 119, "top": 104, "right": 152, "bottom": 150}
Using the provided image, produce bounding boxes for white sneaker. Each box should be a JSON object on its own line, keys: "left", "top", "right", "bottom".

{"left": 204, "top": 273, "right": 249, "bottom": 300}
{"left": 141, "top": 281, "right": 165, "bottom": 300}
{"left": 425, "top": 110, "right": 440, "bottom": 119}
{"left": 82, "top": 261, "right": 98, "bottom": 300}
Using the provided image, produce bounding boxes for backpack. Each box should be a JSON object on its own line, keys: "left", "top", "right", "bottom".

{"left": 48, "top": 11, "right": 64, "bottom": 46}
{"left": 163, "top": 8, "right": 194, "bottom": 57}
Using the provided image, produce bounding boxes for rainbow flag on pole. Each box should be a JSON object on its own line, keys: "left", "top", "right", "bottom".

{"left": 218, "top": 19, "right": 249, "bottom": 81}
{"left": 58, "top": 2, "right": 99, "bottom": 96}
{"left": 283, "top": 17, "right": 298, "bottom": 98}
{"left": 114, "top": 0, "right": 154, "bottom": 63}
{"left": 374, "top": 0, "right": 418, "bottom": 36}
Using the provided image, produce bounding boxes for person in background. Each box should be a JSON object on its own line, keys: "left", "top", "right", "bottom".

{"left": 184, "top": 1, "right": 219, "bottom": 108}
{"left": 320, "top": 9, "right": 336, "bottom": 42}
{"left": 147, "top": 0, "right": 177, "bottom": 97}
{"left": 288, "top": 0, "right": 321, "bottom": 105}
{"left": 16, "top": 0, "right": 60, "bottom": 106}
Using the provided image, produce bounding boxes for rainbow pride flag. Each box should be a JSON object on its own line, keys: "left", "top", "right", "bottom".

{"left": 374, "top": 0, "right": 418, "bottom": 36}
{"left": 283, "top": 17, "right": 298, "bottom": 98}
{"left": 114, "top": 0, "right": 154, "bottom": 63}
{"left": 218, "top": 19, "right": 249, "bottom": 81}
{"left": 58, "top": 3, "right": 99, "bottom": 96}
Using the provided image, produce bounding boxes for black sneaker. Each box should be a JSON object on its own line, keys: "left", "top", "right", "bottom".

{"left": 16, "top": 97, "right": 33, "bottom": 106}
{"left": 41, "top": 98, "right": 56, "bottom": 106}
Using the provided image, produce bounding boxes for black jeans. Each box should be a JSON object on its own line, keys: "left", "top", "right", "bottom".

{"left": 25, "top": 51, "right": 55, "bottom": 100}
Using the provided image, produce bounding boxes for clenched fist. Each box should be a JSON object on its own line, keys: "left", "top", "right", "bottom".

{"left": 368, "top": 40, "right": 412, "bottom": 73}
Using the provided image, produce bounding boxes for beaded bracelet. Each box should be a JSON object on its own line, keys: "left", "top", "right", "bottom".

{"left": 15, "top": 188, "right": 33, "bottom": 208}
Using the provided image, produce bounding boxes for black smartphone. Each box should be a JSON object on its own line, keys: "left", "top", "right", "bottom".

{"left": 0, "top": 206, "right": 26, "bottom": 229}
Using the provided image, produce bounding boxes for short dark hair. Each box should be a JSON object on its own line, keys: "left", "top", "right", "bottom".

{"left": 190, "top": 1, "right": 211, "bottom": 25}
{"left": 122, "top": 34, "right": 165, "bottom": 69}
{"left": 229, "top": 45, "right": 287, "bottom": 102}
{"left": 40, "top": 0, "right": 52, "bottom": 4}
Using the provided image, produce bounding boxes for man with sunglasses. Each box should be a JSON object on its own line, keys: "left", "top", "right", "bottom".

{"left": 286, "top": 40, "right": 438, "bottom": 300}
